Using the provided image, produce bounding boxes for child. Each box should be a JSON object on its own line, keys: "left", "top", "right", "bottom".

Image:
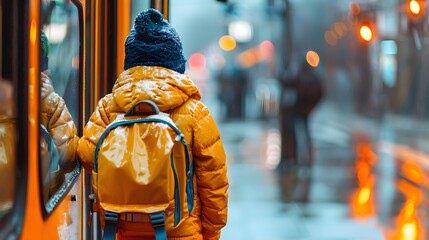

{"left": 77, "top": 9, "right": 228, "bottom": 240}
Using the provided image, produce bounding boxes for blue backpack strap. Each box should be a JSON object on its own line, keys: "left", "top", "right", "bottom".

{"left": 150, "top": 212, "right": 168, "bottom": 240}
{"left": 40, "top": 124, "right": 60, "bottom": 171}
{"left": 103, "top": 211, "right": 119, "bottom": 240}
{"left": 182, "top": 142, "right": 194, "bottom": 213}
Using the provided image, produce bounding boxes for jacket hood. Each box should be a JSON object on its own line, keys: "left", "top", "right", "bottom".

{"left": 112, "top": 66, "right": 201, "bottom": 112}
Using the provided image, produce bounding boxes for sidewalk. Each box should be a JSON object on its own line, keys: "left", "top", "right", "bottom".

{"left": 216, "top": 99, "right": 429, "bottom": 239}
{"left": 218, "top": 119, "right": 386, "bottom": 240}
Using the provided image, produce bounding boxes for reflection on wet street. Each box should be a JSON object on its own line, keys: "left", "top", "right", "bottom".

{"left": 219, "top": 110, "right": 429, "bottom": 240}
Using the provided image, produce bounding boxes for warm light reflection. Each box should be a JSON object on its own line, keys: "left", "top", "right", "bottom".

{"left": 376, "top": 142, "right": 428, "bottom": 239}
{"left": 219, "top": 35, "right": 236, "bottom": 51}
{"left": 401, "top": 222, "right": 418, "bottom": 240}
{"left": 398, "top": 154, "right": 429, "bottom": 188}
{"left": 398, "top": 180, "right": 422, "bottom": 207}
{"left": 402, "top": 162, "right": 425, "bottom": 185}
{"left": 357, "top": 186, "right": 371, "bottom": 204}
{"left": 350, "top": 143, "right": 377, "bottom": 219}
{"left": 378, "top": 142, "right": 429, "bottom": 188}
{"left": 356, "top": 160, "right": 371, "bottom": 183}
{"left": 385, "top": 180, "right": 426, "bottom": 240}
{"left": 356, "top": 143, "right": 378, "bottom": 164}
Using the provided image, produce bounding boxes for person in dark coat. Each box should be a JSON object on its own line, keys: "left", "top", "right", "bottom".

{"left": 279, "top": 59, "right": 323, "bottom": 168}
{"left": 278, "top": 59, "right": 323, "bottom": 203}
{"left": 77, "top": 9, "right": 228, "bottom": 240}
{"left": 294, "top": 60, "right": 324, "bottom": 165}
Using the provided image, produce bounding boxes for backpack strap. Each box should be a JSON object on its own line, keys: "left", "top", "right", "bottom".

{"left": 150, "top": 212, "right": 168, "bottom": 240}
{"left": 182, "top": 142, "right": 194, "bottom": 213}
{"left": 124, "top": 100, "right": 160, "bottom": 116}
{"left": 40, "top": 124, "right": 60, "bottom": 171}
{"left": 103, "top": 211, "right": 119, "bottom": 240}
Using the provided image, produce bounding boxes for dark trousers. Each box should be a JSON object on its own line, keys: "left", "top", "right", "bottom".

{"left": 279, "top": 110, "right": 312, "bottom": 168}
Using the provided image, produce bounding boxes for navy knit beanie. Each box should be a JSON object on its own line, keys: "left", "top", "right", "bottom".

{"left": 124, "top": 9, "right": 186, "bottom": 73}
{"left": 41, "top": 31, "right": 49, "bottom": 72}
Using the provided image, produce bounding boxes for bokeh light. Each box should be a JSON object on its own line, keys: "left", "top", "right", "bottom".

{"left": 306, "top": 50, "right": 320, "bottom": 67}
{"left": 188, "top": 52, "right": 206, "bottom": 70}
{"left": 219, "top": 35, "right": 237, "bottom": 51}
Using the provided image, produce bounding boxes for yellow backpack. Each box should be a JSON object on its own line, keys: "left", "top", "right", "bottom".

{"left": 93, "top": 100, "right": 194, "bottom": 240}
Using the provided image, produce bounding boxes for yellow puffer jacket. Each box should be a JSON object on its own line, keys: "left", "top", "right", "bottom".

{"left": 0, "top": 114, "right": 16, "bottom": 212}
{"left": 0, "top": 80, "right": 15, "bottom": 211}
{"left": 77, "top": 66, "right": 228, "bottom": 240}
{"left": 40, "top": 72, "right": 79, "bottom": 174}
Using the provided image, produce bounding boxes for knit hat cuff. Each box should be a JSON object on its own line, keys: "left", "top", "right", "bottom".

{"left": 124, "top": 57, "right": 186, "bottom": 73}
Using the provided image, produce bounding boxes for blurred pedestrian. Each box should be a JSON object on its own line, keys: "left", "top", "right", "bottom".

{"left": 279, "top": 67, "right": 297, "bottom": 169}
{"left": 294, "top": 59, "right": 324, "bottom": 165}
{"left": 217, "top": 65, "right": 247, "bottom": 121}
{"left": 279, "top": 59, "right": 323, "bottom": 168}
{"left": 77, "top": 9, "right": 229, "bottom": 240}
{"left": 278, "top": 59, "right": 323, "bottom": 203}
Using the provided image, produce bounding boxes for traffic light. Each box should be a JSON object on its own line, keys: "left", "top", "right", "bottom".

{"left": 407, "top": 0, "right": 425, "bottom": 19}
{"left": 358, "top": 21, "right": 375, "bottom": 43}
{"left": 351, "top": 5, "right": 376, "bottom": 44}
{"left": 406, "top": 0, "right": 426, "bottom": 46}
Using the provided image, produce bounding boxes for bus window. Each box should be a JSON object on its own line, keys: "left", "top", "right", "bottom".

{"left": 40, "top": 0, "right": 81, "bottom": 214}
{"left": 0, "top": 0, "right": 16, "bottom": 223}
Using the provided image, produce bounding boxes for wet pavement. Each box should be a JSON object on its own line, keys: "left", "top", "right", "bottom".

{"left": 216, "top": 102, "right": 429, "bottom": 240}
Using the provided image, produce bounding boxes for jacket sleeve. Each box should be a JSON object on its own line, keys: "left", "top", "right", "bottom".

{"left": 77, "top": 97, "right": 111, "bottom": 172}
{"left": 41, "top": 91, "right": 79, "bottom": 173}
{"left": 192, "top": 104, "right": 229, "bottom": 240}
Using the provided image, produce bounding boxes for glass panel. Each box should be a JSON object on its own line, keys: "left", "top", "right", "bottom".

{"left": 40, "top": 0, "right": 80, "bottom": 209}
{"left": 130, "top": 0, "right": 151, "bottom": 27}
{"left": 0, "top": 1, "right": 16, "bottom": 221}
